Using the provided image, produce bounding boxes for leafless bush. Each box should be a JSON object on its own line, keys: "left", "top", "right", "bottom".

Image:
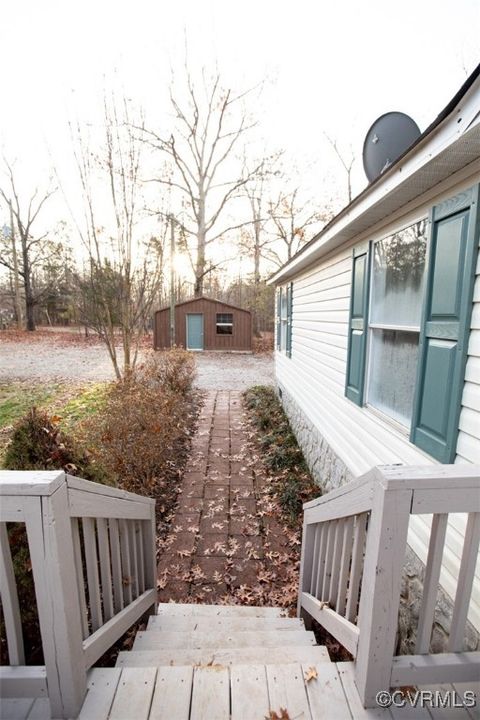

{"left": 88, "top": 348, "right": 196, "bottom": 497}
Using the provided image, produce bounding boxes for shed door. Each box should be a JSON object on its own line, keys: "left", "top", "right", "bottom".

{"left": 186, "top": 313, "right": 204, "bottom": 350}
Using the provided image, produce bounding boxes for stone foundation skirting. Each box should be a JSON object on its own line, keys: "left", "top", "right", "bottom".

{"left": 277, "top": 383, "right": 480, "bottom": 654}
{"left": 278, "top": 385, "right": 354, "bottom": 492}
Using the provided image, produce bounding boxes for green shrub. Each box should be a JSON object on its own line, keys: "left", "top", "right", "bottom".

{"left": 243, "top": 386, "right": 319, "bottom": 525}
{"left": 1, "top": 408, "right": 108, "bottom": 666}
{"left": 3, "top": 407, "right": 107, "bottom": 483}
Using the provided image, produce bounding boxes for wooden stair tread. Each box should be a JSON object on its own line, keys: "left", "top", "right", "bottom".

{"left": 133, "top": 629, "right": 316, "bottom": 650}
{"left": 155, "top": 602, "right": 286, "bottom": 618}
{"left": 146, "top": 615, "right": 304, "bottom": 632}
{"left": 116, "top": 645, "right": 331, "bottom": 667}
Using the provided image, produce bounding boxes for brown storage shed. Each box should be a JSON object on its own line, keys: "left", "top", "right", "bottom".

{"left": 154, "top": 296, "right": 252, "bottom": 352}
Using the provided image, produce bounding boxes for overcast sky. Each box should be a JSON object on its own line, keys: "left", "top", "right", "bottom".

{"left": 0, "top": 0, "right": 478, "bottom": 259}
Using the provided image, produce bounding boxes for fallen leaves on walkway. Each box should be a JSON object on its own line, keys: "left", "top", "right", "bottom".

{"left": 304, "top": 666, "right": 318, "bottom": 683}
{"left": 266, "top": 709, "right": 291, "bottom": 720}
{"left": 156, "top": 390, "right": 305, "bottom": 615}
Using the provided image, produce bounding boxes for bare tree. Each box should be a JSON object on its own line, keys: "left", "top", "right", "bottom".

{"left": 267, "top": 188, "right": 330, "bottom": 267}
{"left": 0, "top": 160, "right": 56, "bottom": 330}
{"left": 139, "top": 67, "right": 261, "bottom": 296}
{"left": 240, "top": 155, "right": 281, "bottom": 333}
{"left": 70, "top": 95, "right": 165, "bottom": 378}
{"left": 324, "top": 133, "right": 355, "bottom": 205}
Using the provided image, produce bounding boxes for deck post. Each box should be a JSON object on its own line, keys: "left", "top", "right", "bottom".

{"left": 354, "top": 474, "right": 412, "bottom": 707}
{"left": 25, "top": 479, "right": 87, "bottom": 718}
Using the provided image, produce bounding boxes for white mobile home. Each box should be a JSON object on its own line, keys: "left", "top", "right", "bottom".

{"left": 271, "top": 66, "right": 480, "bottom": 647}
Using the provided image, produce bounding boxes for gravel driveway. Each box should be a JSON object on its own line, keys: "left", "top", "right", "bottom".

{"left": 194, "top": 352, "right": 273, "bottom": 389}
{"left": 0, "top": 337, "right": 273, "bottom": 390}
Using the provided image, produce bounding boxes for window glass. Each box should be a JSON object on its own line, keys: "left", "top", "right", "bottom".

{"left": 216, "top": 313, "right": 233, "bottom": 335}
{"left": 368, "top": 329, "right": 419, "bottom": 426}
{"left": 370, "top": 221, "right": 427, "bottom": 327}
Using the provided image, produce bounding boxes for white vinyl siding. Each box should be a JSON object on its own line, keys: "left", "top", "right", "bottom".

{"left": 456, "top": 248, "right": 480, "bottom": 464}
{"left": 275, "top": 227, "right": 480, "bottom": 632}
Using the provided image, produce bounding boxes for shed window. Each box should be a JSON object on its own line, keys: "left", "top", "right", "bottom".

{"left": 216, "top": 313, "right": 233, "bottom": 335}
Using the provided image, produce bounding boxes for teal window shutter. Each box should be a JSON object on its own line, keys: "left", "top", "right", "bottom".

{"left": 410, "top": 185, "right": 480, "bottom": 462}
{"left": 275, "top": 288, "right": 281, "bottom": 350}
{"left": 286, "top": 282, "right": 293, "bottom": 358}
{"left": 345, "top": 242, "right": 371, "bottom": 405}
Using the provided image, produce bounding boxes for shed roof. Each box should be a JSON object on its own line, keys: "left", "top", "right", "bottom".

{"left": 270, "top": 64, "right": 480, "bottom": 284}
{"left": 155, "top": 295, "right": 251, "bottom": 314}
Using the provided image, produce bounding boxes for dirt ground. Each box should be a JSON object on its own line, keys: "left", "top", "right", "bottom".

{"left": 0, "top": 331, "right": 274, "bottom": 389}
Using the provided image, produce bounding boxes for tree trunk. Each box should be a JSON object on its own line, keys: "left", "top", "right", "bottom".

{"left": 21, "top": 237, "right": 35, "bottom": 331}
{"left": 195, "top": 188, "right": 206, "bottom": 297}
{"left": 252, "top": 225, "right": 261, "bottom": 337}
{"left": 9, "top": 203, "right": 23, "bottom": 329}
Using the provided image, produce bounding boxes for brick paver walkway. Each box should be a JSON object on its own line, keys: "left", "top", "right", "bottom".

{"left": 157, "top": 390, "right": 293, "bottom": 605}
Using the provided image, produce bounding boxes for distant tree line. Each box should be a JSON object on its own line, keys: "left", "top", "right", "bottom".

{"left": 0, "top": 63, "right": 335, "bottom": 376}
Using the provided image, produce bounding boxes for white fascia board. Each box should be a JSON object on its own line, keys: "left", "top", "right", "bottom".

{"left": 269, "top": 81, "right": 480, "bottom": 285}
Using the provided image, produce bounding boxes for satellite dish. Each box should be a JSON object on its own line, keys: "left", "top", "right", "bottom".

{"left": 362, "top": 112, "right": 421, "bottom": 182}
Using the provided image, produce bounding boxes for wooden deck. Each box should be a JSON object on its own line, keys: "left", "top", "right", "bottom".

{"left": 2, "top": 663, "right": 478, "bottom": 719}
{"left": 2, "top": 602, "right": 479, "bottom": 719}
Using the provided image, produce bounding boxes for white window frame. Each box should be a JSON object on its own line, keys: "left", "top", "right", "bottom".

{"left": 364, "top": 217, "right": 428, "bottom": 432}
{"left": 280, "top": 288, "right": 288, "bottom": 352}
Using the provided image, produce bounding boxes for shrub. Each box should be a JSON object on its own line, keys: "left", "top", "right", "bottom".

{"left": 1, "top": 408, "right": 107, "bottom": 666}
{"left": 149, "top": 346, "right": 196, "bottom": 396}
{"left": 243, "top": 385, "right": 319, "bottom": 525}
{"left": 88, "top": 348, "right": 196, "bottom": 498}
{"left": 3, "top": 407, "right": 107, "bottom": 483}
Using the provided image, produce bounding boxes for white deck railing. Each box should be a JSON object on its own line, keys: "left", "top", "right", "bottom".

{"left": 0, "top": 471, "right": 157, "bottom": 719}
{"left": 298, "top": 464, "right": 480, "bottom": 708}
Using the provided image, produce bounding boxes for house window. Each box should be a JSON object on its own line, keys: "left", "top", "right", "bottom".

{"left": 216, "top": 313, "right": 233, "bottom": 335}
{"left": 276, "top": 284, "right": 293, "bottom": 356}
{"left": 366, "top": 222, "right": 427, "bottom": 427}
{"left": 280, "top": 290, "right": 288, "bottom": 350}
{"left": 346, "top": 185, "right": 479, "bottom": 462}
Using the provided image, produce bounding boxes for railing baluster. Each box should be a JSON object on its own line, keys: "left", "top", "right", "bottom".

{"left": 309, "top": 525, "right": 322, "bottom": 595}
{"left": 82, "top": 518, "right": 102, "bottom": 631}
{"left": 136, "top": 521, "right": 145, "bottom": 594}
{"left": 71, "top": 518, "right": 89, "bottom": 639}
{"left": 119, "top": 519, "right": 133, "bottom": 605}
{"left": 97, "top": 518, "right": 114, "bottom": 621}
{"left": 314, "top": 523, "right": 327, "bottom": 599}
{"left": 448, "top": 512, "right": 480, "bottom": 652}
{"left": 329, "top": 520, "right": 343, "bottom": 607}
{"left": 128, "top": 520, "right": 139, "bottom": 599}
{"left": 416, "top": 513, "right": 448, "bottom": 653}
{"left": 0, "top": 522, "right": 25, "bottom": 665}
{"left": 108, "top": 518, "right": 124, "bottom": 613}
{"left": 336, "top": 516, "right": 354, "bottom": 616}
{"left": 322, "top": 521, "right": 336, "bottom": 601}
{"left": 346, "top": 513, "right": 367, "bottom": 623}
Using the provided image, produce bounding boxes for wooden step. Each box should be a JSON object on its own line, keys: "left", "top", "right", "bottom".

{"left": 156, "top": 602, "right": 286, "bottom": 618}
{"left": 77, "top": 662, "right": 361, "bottom": 720}
{"left": 116, "top": 645, "right": 331, "bottom": 668}
{"left": 147, "top": 615, "right": 304, "bottom": 632}
{"left": 133, "top": 629, "right": 317, "bottom": 650}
